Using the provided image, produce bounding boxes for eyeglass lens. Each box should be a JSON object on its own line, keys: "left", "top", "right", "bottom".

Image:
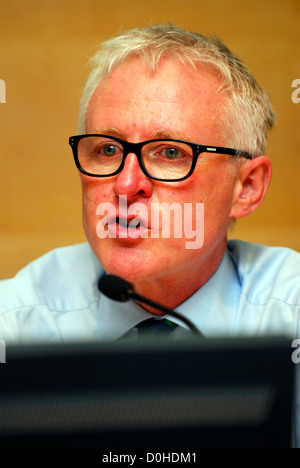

{"left": 77, "top": 136, "right": 194, "bottom": 180}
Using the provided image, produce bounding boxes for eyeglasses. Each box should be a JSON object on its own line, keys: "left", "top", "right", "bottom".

{"left": 69, "top": 134, "right": 252, "bottom": 182}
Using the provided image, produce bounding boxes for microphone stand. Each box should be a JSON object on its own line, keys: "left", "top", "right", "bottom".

{"left": 127, "top": 288, "right": 201, "bottom": 336}
{"left": 98, "top": 274, "right": 202, "bottom": 336}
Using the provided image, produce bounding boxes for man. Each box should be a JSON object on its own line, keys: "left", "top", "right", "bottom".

{"left": 0, "top": 24, "right": 299, "bottom": 343}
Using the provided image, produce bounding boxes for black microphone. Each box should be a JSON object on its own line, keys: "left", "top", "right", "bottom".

{"left": 98, "top": 274, "right": 202, "bottom": 336}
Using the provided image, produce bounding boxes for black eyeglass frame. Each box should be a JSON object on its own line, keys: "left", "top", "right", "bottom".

{"left": 69, "top": 134, "right": 252, "bottom": 183}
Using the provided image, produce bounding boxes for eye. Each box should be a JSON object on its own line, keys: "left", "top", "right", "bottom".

{"left": 92, "top": 141, "right": 123, "bottom": 158}
{"left": 163, "top": 147, "right": 181, "bottom": 160}
{"left": 101, "top": 144, "right": 118, "bottom": 157}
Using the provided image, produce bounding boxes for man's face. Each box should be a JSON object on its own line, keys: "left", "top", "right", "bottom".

{"left": 82, "top": 57, "right": 239, "bottom": 293}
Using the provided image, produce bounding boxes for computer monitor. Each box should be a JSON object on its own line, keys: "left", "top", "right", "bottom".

{"left": 0, "top": 336, "right": 295, "bottom": 448}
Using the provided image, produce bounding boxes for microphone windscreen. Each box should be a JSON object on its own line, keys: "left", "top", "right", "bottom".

{"left": 98, "top": 274, "right": 131, "bottom": 302}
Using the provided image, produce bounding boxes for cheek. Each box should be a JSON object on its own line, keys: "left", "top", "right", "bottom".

{"left": 203, "top": 183, "right": 236, "bottom": 237}
{"left": 184, "top": 166, "right": 236, "bottom": 230}
{"left": 81, "top": 176, "right": 113, "bottom": 210}
{"left": 80, "top": 178, "right": 115, "bottom": 242}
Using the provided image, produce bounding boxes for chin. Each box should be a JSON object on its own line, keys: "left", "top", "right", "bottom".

{"left": 96, "top": 243, "right": 158, "bottom": 283}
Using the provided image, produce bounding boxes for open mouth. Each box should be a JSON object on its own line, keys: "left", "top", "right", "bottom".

{"left": 116, "top": 217, "right": 144, "bottom": 230}
{"left": 100, "top": 214, "right": 149, "bottom": 240}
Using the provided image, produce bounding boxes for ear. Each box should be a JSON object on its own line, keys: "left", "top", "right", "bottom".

{"left": 230, "top": 156, "right": 272, "bottom": 219}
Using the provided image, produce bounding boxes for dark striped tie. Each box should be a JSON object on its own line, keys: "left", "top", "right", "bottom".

{"left": 137, "top": 318, "right": 178, "bottom": 337}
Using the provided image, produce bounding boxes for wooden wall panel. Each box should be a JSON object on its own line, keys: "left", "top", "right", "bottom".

{"left": 0, "top": 0, "right": 299, "bottom": 278}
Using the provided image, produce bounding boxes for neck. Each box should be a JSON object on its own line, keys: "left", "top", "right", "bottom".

{"left": 132, "top": 241, "right": 227, "bottom": 314}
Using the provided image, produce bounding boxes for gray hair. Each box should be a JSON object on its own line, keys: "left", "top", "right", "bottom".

{"left": 78, "top": 24, "right": 275, "bottom": 157}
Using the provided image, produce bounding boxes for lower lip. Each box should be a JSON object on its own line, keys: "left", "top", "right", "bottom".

{"left": 108, "top": 223, "right": 149, "bottom": 240}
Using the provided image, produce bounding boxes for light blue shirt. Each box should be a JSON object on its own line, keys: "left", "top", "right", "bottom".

{"left": 0, "top": 239, "right": 299, "bottom": 343}
{"left": 0, "top": 239, "right": 300, "bottom": 446}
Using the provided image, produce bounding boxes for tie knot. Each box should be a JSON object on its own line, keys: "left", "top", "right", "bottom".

{"left": 137, "top": 318, "right": 178, "bottom": 337}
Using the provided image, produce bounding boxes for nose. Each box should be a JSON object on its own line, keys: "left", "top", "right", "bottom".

{"left": 113, "top": 153, "right": 153, "bottom": 201}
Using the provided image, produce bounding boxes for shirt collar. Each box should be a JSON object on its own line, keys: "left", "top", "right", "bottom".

{"left": 97, "top": 293, "right": 153, "bottom": 341}
{"left": 175, "top": 250, "right": 241, "bottom": 337}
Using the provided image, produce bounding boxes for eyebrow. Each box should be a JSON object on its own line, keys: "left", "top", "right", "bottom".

{"left": 91, "top": 127, "right": 192, "bottom": 142}
{"left": 92, "top": 127, "right": 121, "bottom": 137}
{"left": 152, "top": 130, "right": 192, "bottom": 141}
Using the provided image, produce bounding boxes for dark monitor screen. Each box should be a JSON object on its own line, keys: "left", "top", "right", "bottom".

{"left": 0, "top": 336, "right": 295, "bottom": 448}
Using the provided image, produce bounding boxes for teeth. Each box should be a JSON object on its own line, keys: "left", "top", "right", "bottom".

{"left": 130, "top": 219, "right": 141, "bottom": 228}
{"left": 118, "top": 218, "right": 127, "bottom": 228}
{"left": 117, "top": 218, "right": 142, "bottom": 229}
